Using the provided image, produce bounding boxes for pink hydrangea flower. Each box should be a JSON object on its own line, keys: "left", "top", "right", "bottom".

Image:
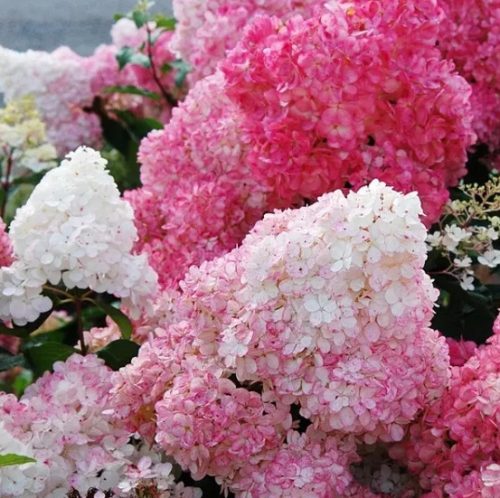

{"left": 128, "top": 71, "right": 270, "bottom": 289}
{"left": 391, "top": 314, "right": 500, "bottom": 496}
{"left": 170, "top": 0, "right": 322, "bottom": 83}
{"left": 0, "top": 354, "right": 130, "bottom": 495}
{"left": 83, "top": 321, "right": 121, "bottom": 352}
{"left": 445, "top": 337, "right": 478, "bottom": 366}
{"left": 156, "top": 370, "right": 291, "bottom": 480}
{"left": 222, "top": 1, "right": 476, "bottom": 223}
{"left": 176, "top": 181, "right": 450, "bottom": 441}
{"left": 113, "top": 181, "right": 451, "bottom": 491}
{"left": 111, "top": 322, "right": 196, "bottom": 439}
{"left": 132, "top": 2, "right": 477, "bottom": 290}
{"left": 230, "top": 428, "right": 358, "bottom": 497}
{"left": 437, "top": 0, "right": 500, "bottom": 155}
{"left": 0, "top": 354, "right": 197, "bottom": 497}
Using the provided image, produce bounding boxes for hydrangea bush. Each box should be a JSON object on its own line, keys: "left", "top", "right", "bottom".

{"left": 0, "top": 1, "right": 498, "bottom": 497}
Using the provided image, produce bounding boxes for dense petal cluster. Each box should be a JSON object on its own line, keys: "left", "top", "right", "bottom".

{"left": 132, "top": 2, "right": 478, "bottom": 288}
{"left": 0, "top": 96, "right": 57, "bottom": 176}
{"left": 437, "top": 0, "right": 500, "bottom": 152}
{"left": 0, "top": 46, "right": 101, "bottom": 154}
{"left": 230, "top": 428, "right": 358, "bottom": 497}
{"left": 445, "top": 337, "right": 478, "bottom": 366}
{"left": 113, "top": 181, "right": 451, "bottom": 494}
{"left": 156, "top": 370, "right": 291, "bottom": 480}
{"left": 128, "top": 71, "right": 270, "bottom": 288}
{"left": 111, "top": 321, "right": 194, "bottom": 440}
{"left": 0, "top": 18, "right": 182, "bottom": 156}
{"left": 391, "top": 313, "right": 500, "bottom": 496}
{"left": 0, "top": 354, "right": 200, "bottom": 497}
{"left": 0, "top": 147, "right": 157, "bottom": 325}
{"left": 0, "top": 420, "right": 48, "bottom": 497}
{"left": 170, "top": 0, "right": 321, "bottom": 82}
{"left": 178, "top": 181, "right": 449, "bottom": 440}
{"left": 222, "top": 1, "right": 476, "bottom": 222}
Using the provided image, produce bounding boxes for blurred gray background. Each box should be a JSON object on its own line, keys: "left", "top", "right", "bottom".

{"left": 0, "top": 0, "right": 172, "bottom": 55}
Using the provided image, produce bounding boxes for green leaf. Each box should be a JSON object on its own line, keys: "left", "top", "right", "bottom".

{"left": 4, "top": 183, "right": 35, "bottom": 225}
{"left": 95, "top": 302, "right": 133, "bottom": 340}
{"left": 432, "top": 275, "right": 496, "bottom": 344}
{"left": 114, "top": 110, "right": 163, "bottom": 140}
{"left": 0, "top": 454, "right": 36, "bottom": 467}
{"left": 0, "top": 323, "right": 29, "bottom": 338}
{"left": 102, "top": 118, "right": 131, "bottom": 157}
{"left": 116, "top": 46, "right": 134, "bottom": 70}
{"left": 130, "top": 53, "right": 151, "bottom": 68}
{"left": 97, "top": 339, "right": 140, "bottom": 370}
{"left": 116, "top": 47, "right": 151, "bottom": 70}
{"left": 104, "top": 85, "right": 160, "bottom": 101}
{"left": 113, "top": 13, "right": 125, "bottom": 21}
{"left": 170, "top": 59, "right": 191, "bottom": 88}
{"left": 160, "top": 62, "right": 173, "bottom": 74}
{"left": 0, "top": 353, "right": 26, "bottom": 371}
{"left": 12, "top": 369, "right": 33, "bottom": 397}
{"left": 132, "top": 9, "right": 148, "bottom": 28}
{"left": 11, "top": 171, "right": 46, "bottom": 187}
{"left": 24, "top": 342, "right": 76, "bottom": 377}
{"left": 22, "top": 320, "right": 79, "bottom": 350}
{"left": 0, "top": 188, "right": 5, "bottom": 213}
{"left": 0, "top": 309, "right": 53, "bottom": 338}
{"left": 154, "top": 15, "right": 176, "bottom": 31}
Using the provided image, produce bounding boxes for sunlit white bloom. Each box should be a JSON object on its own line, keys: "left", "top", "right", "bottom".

{"left": 477, "top": 249, "right": 500, "bottom": 268}
{"left": 460, "top": 273, "right": 475, "bottom": 291}
{"left": 0, "top": 146, "right": 158, "bottom": 325}
{"left": 442, "top": 225, "right": 471, "bottom": 252}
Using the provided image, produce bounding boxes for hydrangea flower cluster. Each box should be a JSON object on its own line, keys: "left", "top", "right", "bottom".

{"left": 230, "top": 427, "right": 358, "bottom": 497}
{"left": 391, "top": 313, "right": 500, "bottom": 497}
{"left": 0, "top": 146, "right": 157, "bottom": 325}
{"left": 0, "top": 46, "right": 101, "bottom": 154}
{"left": 128, "top": 71, "right": 270, "bottom": 288}
{"left": 156, "top": 370, "right": 291, "bottom": 481}
{"left": 0, "top": 354, "right": 201, "bottom": 497}
{"left": 169, "top": 0, "right": 321, "bottom": 83}
{"left": 0, "top": 2, "right": 498, "bottom": 496}
{"left": 0, "top": 96, "right": 57, "bottom": 176}
{"left": 222, "top": 0, "right": 476, "bottom": 223}
{"left": 0, "top": 17, "right": 182, "bottom": 156}
{"left": 132, "top": 1, "right": 477, "bottom": 289}
{"left": 437, "top": 0, "right": 500, "bottom": 155}
{"left": 113, "top": 181, "right": 451, "bottom": 495}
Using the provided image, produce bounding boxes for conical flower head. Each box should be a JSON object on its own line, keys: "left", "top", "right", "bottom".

{"left": 0, "top": 146, "right": 157, "bottom": 325}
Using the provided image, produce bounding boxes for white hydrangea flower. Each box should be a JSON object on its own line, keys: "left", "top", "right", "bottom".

{"left": 111, "top": 18, "right": 147, "bottom": 49}
{"left": 0, "top": 146, "right": 158, "bottom": 325}
{"left": 0, "top": 422, "right": 49, "bottom": 497}
{"left": 232, "top": 180, "right": 435, "bottom": 367}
